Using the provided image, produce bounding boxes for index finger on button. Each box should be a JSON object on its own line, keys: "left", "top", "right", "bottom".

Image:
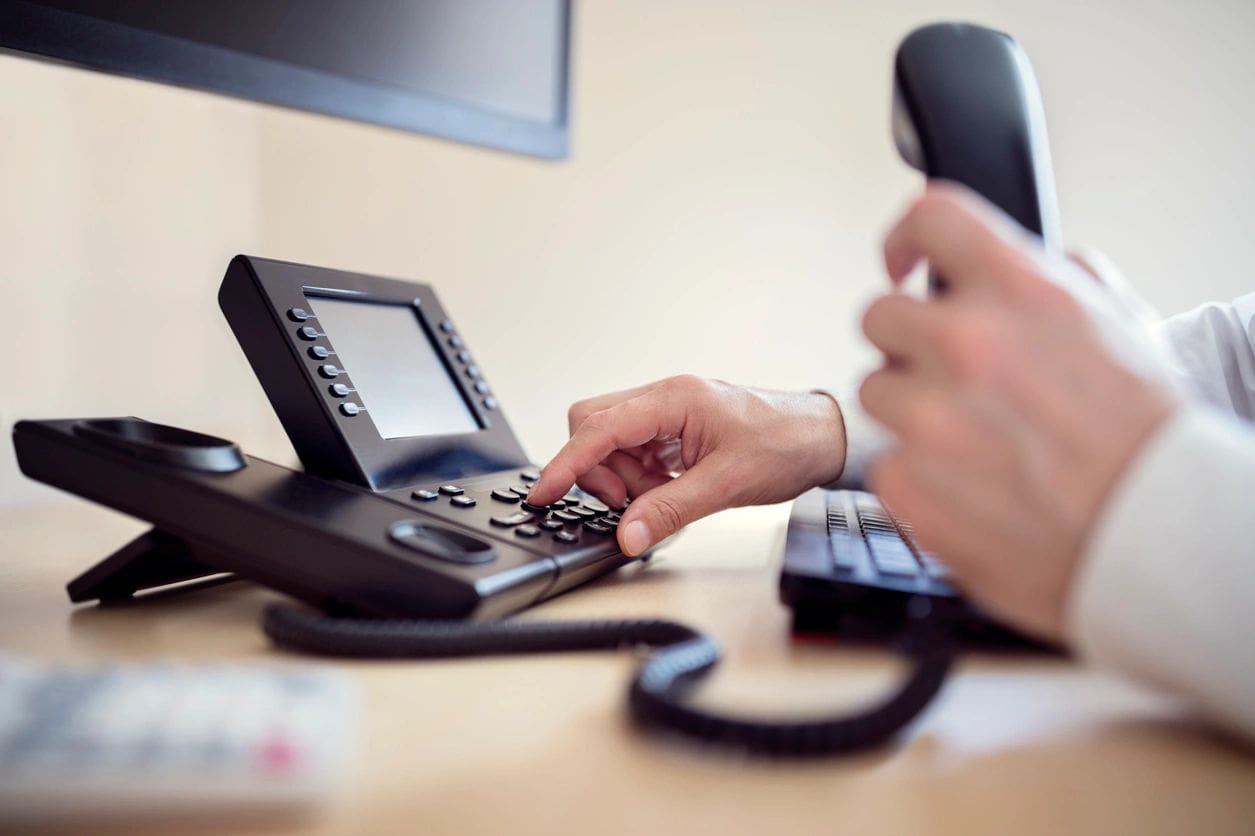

{"left": 528, "top": 393, "right": 681, "bottom": 505}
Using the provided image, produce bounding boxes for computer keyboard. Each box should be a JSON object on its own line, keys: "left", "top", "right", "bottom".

{"left": 780, "top": 489, "right": 1050, "bottom": 648}
{"left": 0, "top": 655, "right": 357, "bottom": 824}
{"left": 825, "top": 490, "right": 953, "bottom": 593}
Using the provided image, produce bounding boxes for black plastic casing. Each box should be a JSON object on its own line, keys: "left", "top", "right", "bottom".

{"left": 13, "top": 419, "right": 556, "bottom": 619}
{"left": 218, "top": 255, "right": 530, "bottom": 491}
{"left": 892, "top": 22, "right": 1061, "bottom": 250}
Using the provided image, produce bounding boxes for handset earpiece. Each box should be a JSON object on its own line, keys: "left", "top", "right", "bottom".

{"left": 892, "top": 22, "right": 1061, "bottom": 253}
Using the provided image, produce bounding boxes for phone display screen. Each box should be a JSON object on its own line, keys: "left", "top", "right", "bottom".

{"left": 305, "top": 296, "right": 481, "bottom": 439}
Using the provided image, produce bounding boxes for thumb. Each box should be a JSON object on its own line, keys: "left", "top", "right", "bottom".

{"left": 617, "top": 463, "right": 729, "bottom": 556}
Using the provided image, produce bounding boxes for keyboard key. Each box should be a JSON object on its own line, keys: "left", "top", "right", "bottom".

{"left": 866, "top": 534, "right": 920, "bottom": 577}
{"left": 919, "top": 553, "right": 951, "bottom": 579}
{"left": 829, "top": 530, "right": 865, "bottom": 570}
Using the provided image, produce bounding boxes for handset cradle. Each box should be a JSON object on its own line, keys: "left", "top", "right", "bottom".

{"left": 63, "top": 418, "right": 247, "bottom": 602}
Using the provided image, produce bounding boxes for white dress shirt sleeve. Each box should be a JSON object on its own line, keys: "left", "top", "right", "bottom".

{"left": 1068, "top": 407, "right": 1255, "bottom": 741}
{"left": 1155, "top": 294, "right": 1255, "bottom": 419}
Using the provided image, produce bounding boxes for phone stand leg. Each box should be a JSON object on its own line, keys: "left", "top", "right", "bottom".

{"left": 66, "top": 527, "right": 230, "bottom": 603}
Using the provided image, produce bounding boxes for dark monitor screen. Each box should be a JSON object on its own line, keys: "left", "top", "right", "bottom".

{"left": 0, "top": 0, "right": 571, "bottom": 158}
{"left": 305, "top": 295, "right": 481, "bottom": 440}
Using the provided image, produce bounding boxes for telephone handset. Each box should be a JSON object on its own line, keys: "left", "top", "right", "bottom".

{"left": 892, "top": 21, "right": 1061, "bottom": 297}
{"left": 14, "top": 23, "right": 1052, "bottom": 757}
{"left": 893, "top": 22, "right": 1060, "bottom": 248}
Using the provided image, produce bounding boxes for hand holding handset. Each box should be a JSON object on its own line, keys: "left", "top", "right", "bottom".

{"left": 778, "top": 23, "right": 1068, "bottom": 645}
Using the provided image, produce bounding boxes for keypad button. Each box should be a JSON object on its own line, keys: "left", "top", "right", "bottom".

{"left": 582, "top": 499, "right": 610, "bottom": 515}
{"left": 554, "top": 530, "right": 578, "bottom": 544}
{"left": 308, "top": 346, "right": 332, "bottom": 360}
{"left": 583, "top": 521, "right": 612, "bottom": 535}
{"left": 450, "top": 495, "right": 476, "bottom": 508}
{"left": 490, "top": 489, "right": 520, "bottom": 503}
{"left": 474, "top": 381, "right": 491, "bottom": 395}
{"left": 438, "top": 485, "right": 464, "bottom": 496}
{"left": 465, "top": 366, "right": 482, "bottom": 379}
{"left": 514, "top": 524, "right": 541, "bottom": 538}
{"left": 547, "top": 501, "right": 566, "bottom": 510}
{"left": 521, "top": 501, "right": 548, "bottom": 513}
{"left": 539, "top": 517, "right": 564, "bottom": 531}
{"left": 288, "top": 307, "right": 311, "bottom": 322}
{"left": 318, "top": 364, "right": 342, "bottom": 379}
{"left": 339, "top": 403, "right": 362, "bottom": 417}
{"left": 411, "top": 489, "right": 439, "bottom": 502}
{"left": 490, "top": 511, "right": 535, "bottom": 527}
{"left": 447, "top": 335, "right": 464, "bottom": 349}
{"left": 297, "top": 326, "right": 320, "bottom": 341}
{"left": 568, "top": 506, "right": 596, "bottom": 520}
{"left": 520, "top": 468, "right": 541, "bottom": 482}
{"left": 456, "top": 350, "right": 472, "bottom": 364}
{"left": 329, "top": 383, "right": 351, "bottom": 398}
{"left": 508, "top": 485, "right": 531, "bottom": 497}
{"left": 552, "top": 510, "right": 581, "bottom": 524}
{"left": 439, "top": 319, "right": 456, "bottom": 333}
{"left": 482, "top": 397, "right": 498, "bottom": 411}
{"left": 601, "top": 516, "right": 619, "bottom": 529}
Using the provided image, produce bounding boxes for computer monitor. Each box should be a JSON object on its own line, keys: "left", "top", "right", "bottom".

{"left": 0, "top": 0, "right": 571, "bottom": 159}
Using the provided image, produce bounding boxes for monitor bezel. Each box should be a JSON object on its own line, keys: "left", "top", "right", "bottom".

{"left": 0, "top": 0, "right": 572, "bottom": 160}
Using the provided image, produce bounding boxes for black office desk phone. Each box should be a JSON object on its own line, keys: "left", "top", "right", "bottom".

{"left": 13, "top": 251, "right": 955, "bottom": 756}
{"left": 14, "top": 23, "right": 1060, "bottom": 757}
{"left": 16, "top": 255, "right": 633, "bottom": 620}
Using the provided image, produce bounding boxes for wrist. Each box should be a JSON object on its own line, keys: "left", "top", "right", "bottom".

{"left": 805, "top": 390, "right": 848, "bottom": 487}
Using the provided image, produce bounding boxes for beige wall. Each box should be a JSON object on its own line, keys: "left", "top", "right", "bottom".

{"left": 4, "top": 0, "right": 1254, "bottom": 506}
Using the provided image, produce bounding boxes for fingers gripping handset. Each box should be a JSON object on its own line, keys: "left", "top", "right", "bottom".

{"left": 527, "top": 377, "right": 847, "bottom": 557}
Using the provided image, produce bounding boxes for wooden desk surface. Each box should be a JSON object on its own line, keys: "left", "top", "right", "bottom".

{"left": 3, "top": 500, "right": 1253, "bottom": 835}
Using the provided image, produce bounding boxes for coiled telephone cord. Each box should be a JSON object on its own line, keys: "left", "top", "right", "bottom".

{"left": 262, "top": 603, "right": 955, "bottom": 757}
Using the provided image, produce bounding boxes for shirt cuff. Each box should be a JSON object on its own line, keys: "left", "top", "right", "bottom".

{"left": 813, "top": 386, "right": 893, "bottom": 490}
{"left": 1067, "top": 407, "right": 1255, "bottom": 741}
